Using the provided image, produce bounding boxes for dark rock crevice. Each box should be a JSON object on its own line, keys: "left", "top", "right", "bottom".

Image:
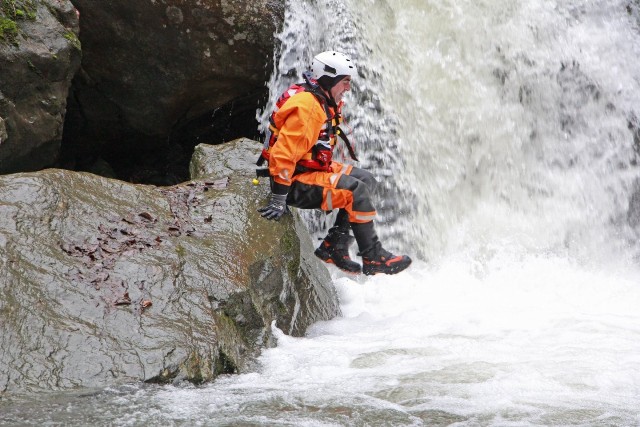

{"left": 52, "top": 0, "right": 282, "bottom": 185}
{"left": 58, "top": 83, "right": 267, "bottom": 185}
{"left": 1, "top": 0, "right": 283, "bottom": 182}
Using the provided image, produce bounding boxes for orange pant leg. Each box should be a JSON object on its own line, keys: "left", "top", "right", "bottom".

{"left": 289, "top": 167, "right": 376, "bottom": 223}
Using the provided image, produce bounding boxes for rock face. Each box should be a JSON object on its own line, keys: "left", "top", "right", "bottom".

{"left": 1, "top": 0, "right": 283, "bottom": 180}
{"left": 62, "top": 0, "right": 283, "bottom": 174}
{"left": 0, "top": 0, "right": 81, "bottom": 174}
{"left": 0, "top": 138, "right": 339, "bottom": 393}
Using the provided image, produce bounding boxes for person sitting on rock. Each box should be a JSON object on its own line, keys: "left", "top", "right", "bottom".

{"left": 256, "top": 51, "right": 411, "bottom": 276}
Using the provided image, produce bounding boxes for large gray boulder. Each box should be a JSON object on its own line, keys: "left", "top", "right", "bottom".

{"left": 0, "top": 138, "right": 339, "bottom": 393}
{"left": 0, "top": 0, "right": 81, "bottom": 174}
{"left": 1, "top": 0, "right": 284, "bottom": 177}
{"left": 66, "top": 0, "right": 283, "bottom": 139}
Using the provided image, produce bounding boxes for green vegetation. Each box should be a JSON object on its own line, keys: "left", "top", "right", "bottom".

{"left": 215, "top": 349, "right": 237, "bottom": 375}
{"left": 1, "top": 0, "right": 37, "bottom": 20}
{"left": 63, "top": 30, "right": 80, "bottom": 50}
{"left": 26, "top": 58, "right": 43, "bottom": 76}
{"left": 279, "top": 227, "right": 300, "bottom": 277}
{"left": 0, "top": 16, "right": 17, "bottom": 41}
{"left": 175, "top": 244, "right": 186, "bottom": 257}
{"left": 0, "top": 0, "right": 37, "bottom": 43}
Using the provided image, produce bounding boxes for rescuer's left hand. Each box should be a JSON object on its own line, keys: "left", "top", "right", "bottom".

{"left": 258, "top": 193, "right": 289, "bottom": 220}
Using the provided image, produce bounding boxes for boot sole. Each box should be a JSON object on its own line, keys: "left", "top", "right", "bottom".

{"left": 314, "top": 248, "right": 361, "bottom": 274}
{"left": 363, "top": 258, "right": 412, "bottom": 276}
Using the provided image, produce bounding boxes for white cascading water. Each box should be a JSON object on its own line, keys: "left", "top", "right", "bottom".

{"left": 4, "top": 0, "right": 640, "bottom": 425}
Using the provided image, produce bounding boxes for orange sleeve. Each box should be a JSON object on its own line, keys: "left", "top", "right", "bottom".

{"left": 268, "top": 92, "right": 327, "bottom": 186}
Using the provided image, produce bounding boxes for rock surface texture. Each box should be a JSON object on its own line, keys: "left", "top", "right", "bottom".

{"left": 1, "top": 0, "right": 283, "bottom": 179}
{"left": 61, "top": 0, "right": 283, "bottom": 175}
{"left": 0, "top": 0, "right": 81, "bottom": 174}
{"left": 0, "top": 138, "right": 339, "bottom": 393}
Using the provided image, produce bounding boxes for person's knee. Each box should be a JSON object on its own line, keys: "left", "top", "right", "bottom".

{"left": 336, "top": 173, "right": 370, "bottom": 200}
{"left": 351, "top": 180, "right": 371, "bottom": 202}
{"left": 343, "top": 178, "right": 375, "bottom": 213}
{"left": 362, "top": 174, "right": 377, "bottom": 190}
{"left": 351, "top": 168, "right": 377, "bottom": 190}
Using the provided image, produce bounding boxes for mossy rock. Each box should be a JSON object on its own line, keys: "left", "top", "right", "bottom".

{"left": 0, "top": 138, "right": 340, "bottom": 393}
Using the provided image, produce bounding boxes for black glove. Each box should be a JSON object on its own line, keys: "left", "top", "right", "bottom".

{"left": 258, "top": 193, "right": 288, "bottom": 221}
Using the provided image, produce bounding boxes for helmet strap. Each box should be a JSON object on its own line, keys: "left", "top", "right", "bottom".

{"left": 303, "top": 71, "right": 338, "bottom": 108}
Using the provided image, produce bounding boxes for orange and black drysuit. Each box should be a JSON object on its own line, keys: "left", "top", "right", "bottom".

{"left": 257, "top": 74, "right": 381, "bottom": 252}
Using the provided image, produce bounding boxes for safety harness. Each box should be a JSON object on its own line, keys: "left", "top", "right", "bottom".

{"left": 256, "top": 72, "right": 358, "bottom": 177}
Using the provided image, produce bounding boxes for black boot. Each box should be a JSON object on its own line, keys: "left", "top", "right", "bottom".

{"left": 352, "top": 221, "right": 412, "bottom": 276}
{"left": 314, "top": 228, "right": 361, "bottom": 273}
{"left": 361, "top": 242, "right": 412, "bottom": 275}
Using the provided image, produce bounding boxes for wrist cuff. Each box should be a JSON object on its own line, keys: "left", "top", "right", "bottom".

{"left": 271, "top": 182, "right": 290, "bottom": 195}
{"left": 272, "top": 193, "right": 287, "bottom": 203}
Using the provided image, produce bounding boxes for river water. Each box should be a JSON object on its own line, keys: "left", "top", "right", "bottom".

{"left": 3, "top": 0, "right": 640, "bottom": 425}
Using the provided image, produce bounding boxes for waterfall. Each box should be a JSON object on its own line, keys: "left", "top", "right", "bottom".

{"left": 256, "top": 0, "right": 414, "bottom": 241}
{"left": 382, "top": 0, "right": 640, "bottom": 266}
{"left": 260, "top": 0, "right": 640, "bottom": 266}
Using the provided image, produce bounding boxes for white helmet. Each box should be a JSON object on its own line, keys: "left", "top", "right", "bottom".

{"left": 310, "top": 51, "right": 356, "bottom": 82}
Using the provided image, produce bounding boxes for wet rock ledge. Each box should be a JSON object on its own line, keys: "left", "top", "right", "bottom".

{"left": 0, "top": 138, "right": 340, "bottom": 394}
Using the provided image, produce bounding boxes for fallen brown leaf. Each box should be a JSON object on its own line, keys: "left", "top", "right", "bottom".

{"left": 114, "top": 292, "right": 131, "bottom": 306}
{"left": 138, "top": 212, "right": 155, "bottom": 222}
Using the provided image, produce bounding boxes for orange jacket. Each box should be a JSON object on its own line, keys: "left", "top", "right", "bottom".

{"left": 268, "top": 92, "right": 335, "bottom": 188}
